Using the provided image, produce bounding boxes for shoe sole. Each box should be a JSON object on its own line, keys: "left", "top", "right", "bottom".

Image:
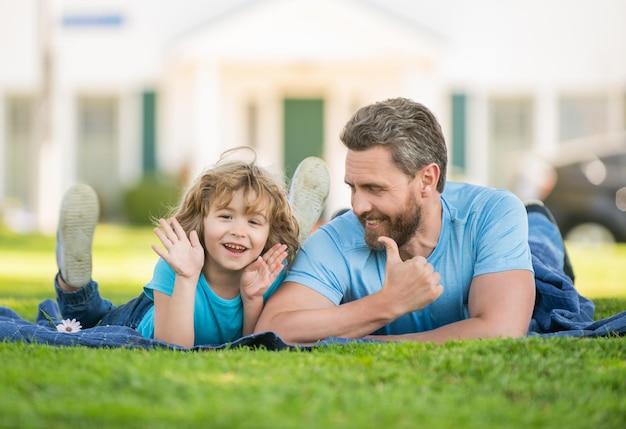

{"left": 59, "top": 184, "right": 99, "bottom": 287}
{"left": 289, "top": 157, "right": 331, "bottom": 244}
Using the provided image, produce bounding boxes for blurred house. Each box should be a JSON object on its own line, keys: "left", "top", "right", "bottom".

{"left": 1, "top": 0, "right": 625, "bottom": 232}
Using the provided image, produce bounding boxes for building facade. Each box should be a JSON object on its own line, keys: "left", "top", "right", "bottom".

{"left": 1, "top": 0, "right": 625, "bottom": 232}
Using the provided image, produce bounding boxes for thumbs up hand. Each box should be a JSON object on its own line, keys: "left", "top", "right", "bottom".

{"left": 377, "top": 236, "right": 444, "bottom": 318}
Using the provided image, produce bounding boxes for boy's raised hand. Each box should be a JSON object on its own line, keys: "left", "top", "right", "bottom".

{"left": 152, "top": 217, "right": 204, "bottom": 279}
{"left": 239, "top": 243, "right": 288, "bottom": 303}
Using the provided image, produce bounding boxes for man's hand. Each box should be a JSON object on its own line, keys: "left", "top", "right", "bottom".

{"left": 378, "top": 236, "right": 444, "bottom": 318}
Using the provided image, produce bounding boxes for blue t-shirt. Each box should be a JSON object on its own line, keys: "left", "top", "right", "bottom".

{"left": 284, "top": 182, "right": 533, "bottom": 335}
{"left": 136, "top": 258, "right": 284, "bottom": 345}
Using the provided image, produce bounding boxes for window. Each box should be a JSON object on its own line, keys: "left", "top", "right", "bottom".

{"left": 559, "top": 95, "right": 608, "bottom": 141}
{"left": 77, "top": 96, "right": 120, "bottom": 219}
{"left": 4, "top": 96, "right": 36, "bottom": 209}
{"left": 488, "top": 97, "right": 534, "bottom": 189}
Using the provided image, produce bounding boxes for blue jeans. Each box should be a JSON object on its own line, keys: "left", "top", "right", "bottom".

{"left": 526, "top": 209, "right": 598, "bottom": 334}
{"left": 527, "top": 211, "right": 566, "bottom": 270}
{"left": 55, "top": 275, "right": 152, "bottom": 329}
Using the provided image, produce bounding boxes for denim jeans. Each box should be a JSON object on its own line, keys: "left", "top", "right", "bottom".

{"left": 55, "top": 275, "right": 152, "bottom": 329}
{"left": 526, "top": 209, "right": 601, "bottom": 334}
{"left": 527, "top": 211, "right": 566, "bottom": 270}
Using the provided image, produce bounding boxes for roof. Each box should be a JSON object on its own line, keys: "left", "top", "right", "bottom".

{"left": 166, "top": 0, "right": 446, "bottom": 63}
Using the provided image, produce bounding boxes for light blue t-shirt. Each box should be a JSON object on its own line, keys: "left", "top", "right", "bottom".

{"left": 284, "top": 182, "right": 533, "bottom": 335}
{"left": 136, "top": 258, "right": 285, "bottom": 345}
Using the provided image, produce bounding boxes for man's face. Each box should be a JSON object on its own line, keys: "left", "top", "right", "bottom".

{"left": 344, "top": 146, "right": 422, "bottom": 250}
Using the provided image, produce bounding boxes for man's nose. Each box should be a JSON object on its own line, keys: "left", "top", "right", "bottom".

{"left": 351, "top": 191, "right": 371, "bottom": 216}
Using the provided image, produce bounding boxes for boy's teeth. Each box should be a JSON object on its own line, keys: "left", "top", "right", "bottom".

{"left": 225, "top": 244, "right": 245, "bottom": 250}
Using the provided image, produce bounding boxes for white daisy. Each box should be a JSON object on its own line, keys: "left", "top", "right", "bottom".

{"left": 56, "top": 318, "right": 82, "bottom": 333}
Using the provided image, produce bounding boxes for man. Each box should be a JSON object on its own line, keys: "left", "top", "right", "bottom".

{"left": 256, "top": 97, "right": 541, "bottom": 344}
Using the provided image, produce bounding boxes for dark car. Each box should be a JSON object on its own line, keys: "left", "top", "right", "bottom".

{"left": 538, "top": 134, "right": 626, "bottom": 243}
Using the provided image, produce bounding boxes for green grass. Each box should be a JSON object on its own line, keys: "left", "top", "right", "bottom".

{"left": 1, "top": 338, "right": 625, "bottom": 429}
{"left": 1, "top": 225, "right": 625, "bottom": 429}
{"left": 568, "top": 242, "right": 626, "bottom": 298}
{"left": 0, "top": 224, "right": 154, "bottom": 321}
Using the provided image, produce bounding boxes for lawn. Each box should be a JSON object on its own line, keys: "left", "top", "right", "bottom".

{"left": 1, "top": 225, "right": 625, "bottom": 429}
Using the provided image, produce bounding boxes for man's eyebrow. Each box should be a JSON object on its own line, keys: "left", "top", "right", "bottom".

{"left": 345, "top": 180, "right": 386, "bottom": 189}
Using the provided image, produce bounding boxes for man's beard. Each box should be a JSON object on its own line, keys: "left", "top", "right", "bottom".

{"left": 359, "top": 196, "right": 422, "bottom": 250}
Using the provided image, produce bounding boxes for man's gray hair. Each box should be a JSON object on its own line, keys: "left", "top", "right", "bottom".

{"left": 340, "top": 97, "right": 448, "bottom": 193}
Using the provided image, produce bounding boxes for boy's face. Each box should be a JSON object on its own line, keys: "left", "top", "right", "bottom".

{"left": 203, "top": 189, "right": 271, "bottom": 272}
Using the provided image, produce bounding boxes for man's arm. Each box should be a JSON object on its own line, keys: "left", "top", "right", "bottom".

{"left": 254, "top": 281, "right": 388, "bottom": 344}
{"left": 373, "top": 269, "right": 536, "bottom": 343}
{"left": 255, "top": 236, "right": 445, "bottom": 344}
{"left": 256, "top": 269, "right": 535, "bottom": 345}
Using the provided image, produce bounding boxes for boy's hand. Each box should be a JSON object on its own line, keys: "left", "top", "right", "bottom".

{"left": 240, "top": 243, "right": 288, "bottom": 303}
{"left": 152, "top": 217, "right": 204, "bottom": 279}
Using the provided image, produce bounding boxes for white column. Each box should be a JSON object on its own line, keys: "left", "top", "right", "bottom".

{"left": 37, "top": 84, "right": 70, "bottom": 233}
{"left": 324, "top": 87, "right": 351, "bottom": 218}
{"left": 403, "top": 59, "right": 443, "bottom": 119}
{"left": 255, "top": 87, "right": 283, "bottom": 175}
{"left": 159, "top": 64, "right": 191, "bottom": 176}
{"left": 466, "top": 91, "right": 489, "bottom": 185}
{"left": 191, "top": 59, "right": 222, "bottom": 175}
{"left": 119, "top": 90, "right": 141, "bottom": 184}
{"left": 535, "top": 86, "right": 558, "bottom": 157}
{"left": 0, "top": 94, "right": 5, "bottom": 203}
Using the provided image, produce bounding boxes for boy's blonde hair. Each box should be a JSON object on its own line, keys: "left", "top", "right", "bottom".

{"left": 165, "top": 149, "right": 300, "bottom": 264}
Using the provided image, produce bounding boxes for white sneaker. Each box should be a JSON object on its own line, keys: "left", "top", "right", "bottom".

{"left": 288, "top": 157, "right": 330, "bottom": 244}
{"left": 56, "top": 184, "right": 99, "bottom": 288}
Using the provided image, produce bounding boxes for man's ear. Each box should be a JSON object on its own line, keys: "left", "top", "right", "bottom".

{"left": 418, "top": 163, "right": 440, "bottom": 196}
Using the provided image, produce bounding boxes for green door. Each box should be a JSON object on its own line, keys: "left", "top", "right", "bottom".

{"left": 283, "top": 98, "right": 324, "bottom": 180}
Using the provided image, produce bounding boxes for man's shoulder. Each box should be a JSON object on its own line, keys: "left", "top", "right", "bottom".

{"left": 444, "top": 181, "right": 514, "bottom": 197}
{"left": 442, "top": 182, "right": 525, "bottom": 222}
{"left": 443, "top": 182, "right": 521, "bottom": 206}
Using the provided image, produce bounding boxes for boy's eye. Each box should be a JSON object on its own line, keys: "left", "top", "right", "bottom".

{"left": 218, "top": 214, "right": 231, "bottom": 219}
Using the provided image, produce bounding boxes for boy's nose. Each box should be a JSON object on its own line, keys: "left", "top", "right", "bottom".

{"left": 229, "top": 219, "right": 247, "bottom": 237}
